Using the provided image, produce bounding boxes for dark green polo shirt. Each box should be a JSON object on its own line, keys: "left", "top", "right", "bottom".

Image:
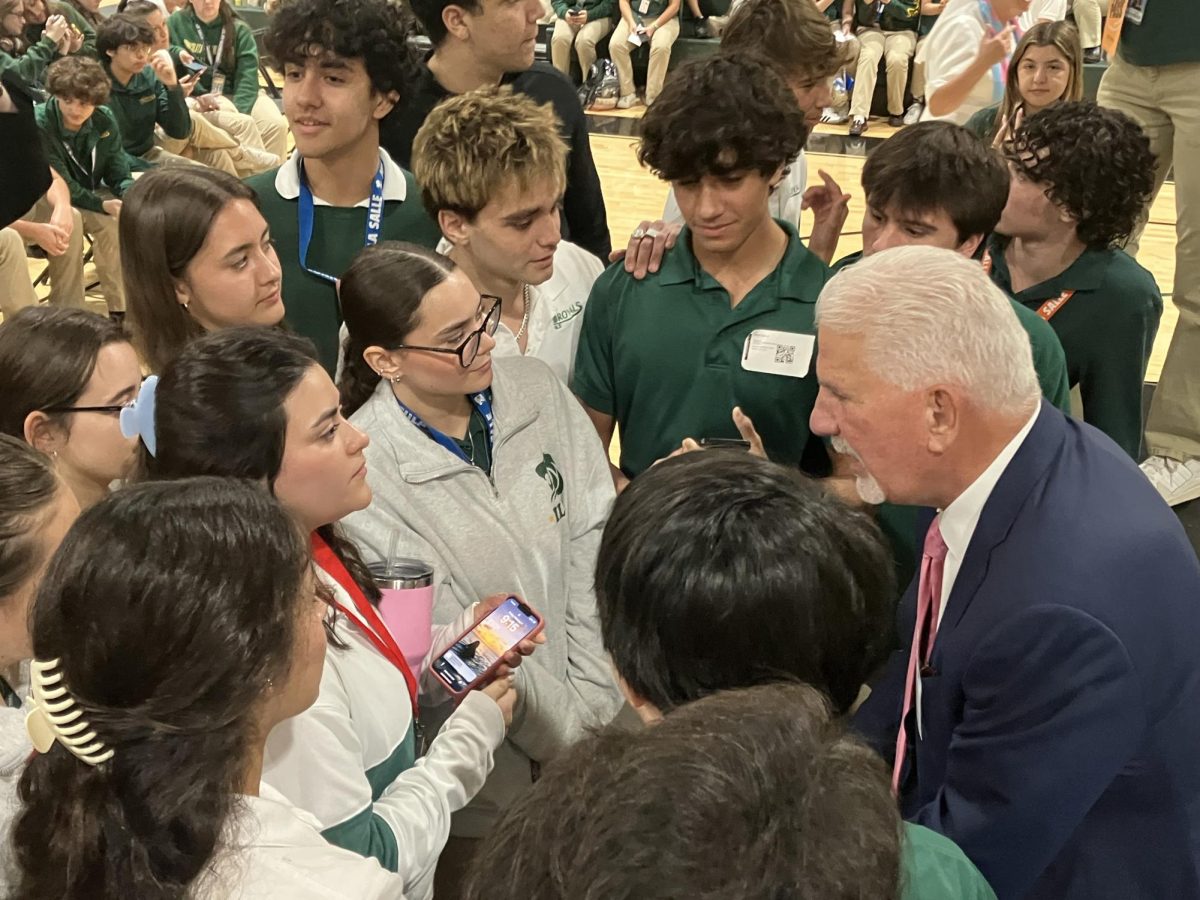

{"left": 986, "top": 235, "right": 1162, "bottom": 459}
{"left": 1116, "top": 0, "right": 1200, "bottom": 67}
{"left": 573, "top": 220, "right": 831, "bottom": 478}
{"left": 832, "top": 249, "right": 1072, "bottom": 412}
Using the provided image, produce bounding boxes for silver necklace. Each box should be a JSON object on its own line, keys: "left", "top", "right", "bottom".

{"left": 515, "top": 284, "right": 532, "bottom": 343}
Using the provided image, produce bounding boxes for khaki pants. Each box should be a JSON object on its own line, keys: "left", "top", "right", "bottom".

{"left": 159, "top": 108, "right": 276, "bottom": 176}
{"left": 0, "top": 199, "right": 87, "bottom": 315}
{"left": 911, "top": 36, "right": 927, "bottom": 100}
{"left": 1073, "top": 0, "right": 1103, "bottom": 47}
{"left": 850, "top": 28, "right": 917, "bottom": 118}
{"left": 247, "top": 92, "right": 289, "bottom": 162}
{"left": 78, "top": 201, "right": 125, "bottom": 314}
{"left": 610, "top": 16, "right": 680, "bottom": 105}
{"left": 139, "top": 145, "right": 202, "bottom": 168}
{"left": 550, "top": 16, "right": 612, "bottom": 77}
{"left": 1099, "top": 55, "right": 1200, "bottom": 461}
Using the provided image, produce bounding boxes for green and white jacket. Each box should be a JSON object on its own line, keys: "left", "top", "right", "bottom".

{"left": 262, "top": 565, "right": 504, "bottom": 900}
{"left": 343, "top": 355, "right": 624, "bottom": 838}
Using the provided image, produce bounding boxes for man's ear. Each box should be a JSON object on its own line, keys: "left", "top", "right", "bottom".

{"left": 441, "top": 2, "right": 474, "bottom": 42}
{"left": 438, "top": 208, "right": 471, "bottom": 246}
{"left": 617, "top": 673, "right": 663, "bottom": 725}
{"left": 372, "top": 88, "right": 400, "bottom": 121}
{"left": 957, "top": 233, "right": 985, "bottom": 258}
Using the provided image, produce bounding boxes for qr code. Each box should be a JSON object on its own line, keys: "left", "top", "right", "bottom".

{"left": 774, "top": 345, "right": 796, "bottom": 365}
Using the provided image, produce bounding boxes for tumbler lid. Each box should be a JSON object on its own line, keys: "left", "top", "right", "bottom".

{"left": 368, "top": 559, "right": 433, "bottom": 589}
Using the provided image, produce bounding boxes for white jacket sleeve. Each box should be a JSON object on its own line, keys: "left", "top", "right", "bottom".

{"left": 503, "top": 390, "right": 624, "bottom": 762}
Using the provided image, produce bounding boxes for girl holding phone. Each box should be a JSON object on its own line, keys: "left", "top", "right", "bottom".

{"left": 166, "top": 0, "right": 287, "bottom": 159}
{"left": 121, "top": 166, "right": 285, "bottom": 373}
{"left": 0, "top": 307, "right": 141, "bottom": 510}
{"left": 139, "top": 326, "right": 527, "bottom": 900}
{"left": 337, "top": 241, "right": 623, "bottom": 889}
{"left": 8, "top": 477, "right": 412, "bottom": 898}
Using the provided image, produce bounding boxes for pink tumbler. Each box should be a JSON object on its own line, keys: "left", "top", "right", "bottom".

{"left": 369, "top": 559, "right": 435, "bottom": 673}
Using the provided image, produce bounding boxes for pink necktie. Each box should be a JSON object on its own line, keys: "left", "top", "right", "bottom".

{"left": 891, "top": 517, "right": 949, "bottom": 795}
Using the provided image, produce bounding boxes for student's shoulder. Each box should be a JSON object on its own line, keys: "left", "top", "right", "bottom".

{"left": 1101, "top": 247, "right": 1161, "bottom": 297}
{"left": 509, "top": 63, "right": 584, "bottom": 115}
{"left": 244, "top": 167, "right": 283, "bottom": 197}
{"left": 555, "top": 239, "right": 605, "bottom": 280}
{"left": 92, "top": 105, "right": 122, "bottom": 135}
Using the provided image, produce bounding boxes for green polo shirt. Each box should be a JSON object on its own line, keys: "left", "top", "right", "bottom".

{"left": 1116, "top": 0, "right": 1200, "bottom": 67}
{"left": 245, "top": 156, "right": 441, "bottom": 375}
{"left": 574, "top": 220, "right": 831, "bottom": 478}
{"left": 964, "top": 104, "right": 1000, "bottom": 142}
{"left": 36, "top": 98, "right": 135, "bottom": 213}
{"left": 986, "top": 235, "right": 1162, "bottom": 459}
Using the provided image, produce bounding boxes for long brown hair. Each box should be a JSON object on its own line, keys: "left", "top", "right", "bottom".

{"left": 994, "top": 21, "right": 1083, "bottom": 143}
{"left": 120, "top": 166, "right": 259, "bottom": 374}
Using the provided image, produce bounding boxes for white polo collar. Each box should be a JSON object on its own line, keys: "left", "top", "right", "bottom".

{"left": 274, "top": 148, "right": 409, "bottom": 207}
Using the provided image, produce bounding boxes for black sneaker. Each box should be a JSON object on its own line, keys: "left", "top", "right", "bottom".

{"left": 1083, "top": 46, "right": 1103, "bottom": 63}
{"left": 888, "top": 114, "right": 904, "bottom": 127}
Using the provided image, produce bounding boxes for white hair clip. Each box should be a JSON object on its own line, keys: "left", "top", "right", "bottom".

{"left": 24, "top": 658, "right": 114, "bottom": 766}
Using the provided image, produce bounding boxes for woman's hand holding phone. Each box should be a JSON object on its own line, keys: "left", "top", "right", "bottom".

{"left": 472, "top": 593, "right": 546, "bottom": 675}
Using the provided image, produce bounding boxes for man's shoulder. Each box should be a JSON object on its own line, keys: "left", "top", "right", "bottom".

{"left": 1097, "top": 248, "right": 1162, "bottom": 301}
{"left": 244, "top": 167, "right": 283, "bottom": 199}
{"left": 509, "top": 63, "right": 584, "bottom": 116}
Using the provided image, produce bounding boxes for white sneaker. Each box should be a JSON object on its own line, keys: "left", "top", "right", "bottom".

{"left": 903, "top": 101, "right": 923, "bottom": 125}
{"left": 616, "top": 94, "right": 643, "bottom": 110}
{"left": 820, "top": 107, "right": 848, "bottom": 125}
{"left": 1140, "top": 455, "right": 1200, "bottom": 507}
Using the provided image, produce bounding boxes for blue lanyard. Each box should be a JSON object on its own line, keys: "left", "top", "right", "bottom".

{"left": 297, "top": 158, "right": 386, "bottom": 285}
{"left": 395, "top": 390, "right": 496, "bottom": 466}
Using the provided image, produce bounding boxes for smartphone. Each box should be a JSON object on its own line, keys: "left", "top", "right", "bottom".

{"left": 698, "top": 437, "right": 751, "bottom": 449}
{"left": 182, "top": 59, "right": 208, "bottom": 75}
{"left": 430, "top": 597, "right": 544, "bottom": 696}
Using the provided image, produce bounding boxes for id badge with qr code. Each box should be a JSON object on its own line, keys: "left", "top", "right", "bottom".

{"left": 209, "top": 72, "right": 226, "bottom": 96}
{"left": 638, "top": 0, "right": 650, "bottom": 14}
{"left": 740, "top": 329, "right": 814, "bottom": 378}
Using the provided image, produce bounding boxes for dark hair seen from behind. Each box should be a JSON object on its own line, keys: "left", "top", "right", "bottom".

{"left": 11, "top": 477, "right": 310, "bottom": 900}
{"left": 595, "top": 451, "right": 895, "bottom": 715}
{"left": 463, "top": 683, "right": 904, "bottom": 900}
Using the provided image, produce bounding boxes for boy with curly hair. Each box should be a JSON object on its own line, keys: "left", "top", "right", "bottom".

{"left": 35, "top": 54, "right": 129, "bottom": 316}
{"left": 989, "top": 100, "right": 1161, "bottom": 459}
{"left": 573, "top": 54, "right": 831, "bottom": 489}
{"left": 250, "top": 0, "right": 440, "bottom": 373}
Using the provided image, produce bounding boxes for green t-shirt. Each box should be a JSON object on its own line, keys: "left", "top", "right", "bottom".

{"left": 573, "top": 220, "right": 831, "bottom": 478}
{"left": 245, "top": 157, "right": 442, "bottom": 375}
{"left": 1117, "top": 0, "right": 1200, "bottom": 67}
{"left": 986, "top": 235, "right": 1163, "bottom": 459}
{"left": 901, "top": 823, "right": 997, "bottom": 900}
{"left": 167, "top": 6, "right": 261, "bottom": 114}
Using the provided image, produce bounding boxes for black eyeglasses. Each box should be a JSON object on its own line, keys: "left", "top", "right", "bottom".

{"left": 395, "top": 296, "right": 501, "bottom": 368}
{"left": 41, "top": 401, "right": 131, "bottom": 417}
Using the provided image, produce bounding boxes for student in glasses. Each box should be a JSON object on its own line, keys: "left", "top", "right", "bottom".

{"left": 0, "top": 307, "right": 141, "bottom": 509}
{"left": 337, "top": 241, "right": 624, "bottom": 895}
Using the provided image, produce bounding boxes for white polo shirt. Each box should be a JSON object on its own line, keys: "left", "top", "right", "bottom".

{"left": 919, "top": 0, "right": 1007, "bottom": 125}
{"left": 435, "top": 237, "right": 602, "bottom": 387}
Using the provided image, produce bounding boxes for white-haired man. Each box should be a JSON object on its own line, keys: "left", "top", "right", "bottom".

{"left": 822, "top": 246, "right": 1200, "bottom": 900}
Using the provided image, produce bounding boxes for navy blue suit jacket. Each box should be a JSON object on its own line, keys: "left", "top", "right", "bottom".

{"left": 854, "top": 402, "right": 1200, "bottom": 899}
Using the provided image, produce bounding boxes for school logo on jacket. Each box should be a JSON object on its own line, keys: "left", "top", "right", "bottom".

{"left": 536, "top": 453, "right": 566, "bottom": 523}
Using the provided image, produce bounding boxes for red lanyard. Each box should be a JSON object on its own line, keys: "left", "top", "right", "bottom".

{"left": 311, "top": 533, "right": 418, "bottom": 716}
{"left": 982, "top": 249, "right": 1076, "bottom": 321}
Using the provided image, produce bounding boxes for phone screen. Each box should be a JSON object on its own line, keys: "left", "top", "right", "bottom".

{"left": 184, "top": 60, "right": 208, "bottom": 74}
{"left": 431, "top": 598, "right": 541, "bottom": 693}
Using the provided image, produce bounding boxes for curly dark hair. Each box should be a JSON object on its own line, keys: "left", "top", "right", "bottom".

{"left": 264, "top": 0, "right": 419, "bottom": 100}
{"left": 1004, "top": 100, "right": 1156, "bottom": 249}
{"left": 463, "top": 683, "right": 903, "bottom": 900}
{"left": 638, "top": 54, "right": 809, "bottom": 184}
{"left": 45, "top": 55, "right": 111, "bottom": 105}
{"left": 10, "top": 477, "right": 310, "bottom": 899}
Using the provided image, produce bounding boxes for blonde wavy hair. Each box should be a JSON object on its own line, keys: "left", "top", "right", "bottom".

{"left": 411, "top": 85, "right": 568, "bottom": 221}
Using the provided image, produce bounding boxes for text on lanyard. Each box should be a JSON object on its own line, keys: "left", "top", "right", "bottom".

{"left": 394, "top": 390, "right": 496, "bottom": 466}
{"left": 297, "top": 158, "right": 386, "bottom": 285}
